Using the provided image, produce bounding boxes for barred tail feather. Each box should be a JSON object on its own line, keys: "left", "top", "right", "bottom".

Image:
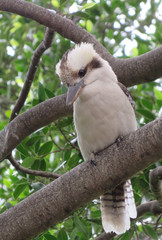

{"left": 101, "top": 180, "right": 137, "bottom": 234}
{"left": 125, "top": 179, "right": 137, "bottom": 219}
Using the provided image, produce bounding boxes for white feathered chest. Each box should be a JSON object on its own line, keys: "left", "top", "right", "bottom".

{"left": 74, "top": 79, "right": 136, "bottom": 161}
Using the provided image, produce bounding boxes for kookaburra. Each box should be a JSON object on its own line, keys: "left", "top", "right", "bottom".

{"left": 56, "top": 43, "right": 137, "bottom": 234}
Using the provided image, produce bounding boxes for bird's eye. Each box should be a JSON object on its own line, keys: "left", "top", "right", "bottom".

{"left": 78, "top": 69, "right": 86, "bottom": 78}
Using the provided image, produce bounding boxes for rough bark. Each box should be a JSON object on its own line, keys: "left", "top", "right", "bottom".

{"left": 0, "top": 0, "right": 162, "bottom": 87}
{"left": 0, "top": 118, "right": 161, "bottom": 240}
{"left": 0, "top": 94, "right": 72, "bottom": 161}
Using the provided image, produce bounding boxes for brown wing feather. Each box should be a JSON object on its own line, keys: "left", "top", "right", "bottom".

{"left": 118, "top": 82, "right": 136, "bottom": 115}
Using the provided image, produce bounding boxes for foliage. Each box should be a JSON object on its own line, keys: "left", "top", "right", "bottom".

{"left": 0, "top": 0, "right": 162, "bottom": 239}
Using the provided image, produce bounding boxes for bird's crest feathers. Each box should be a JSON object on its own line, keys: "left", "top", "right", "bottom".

{"left": 66, "top": 43, "right": 97, "bottom": 71}
{"left": 56, "top": 43, "right": 98, "bottom": 76}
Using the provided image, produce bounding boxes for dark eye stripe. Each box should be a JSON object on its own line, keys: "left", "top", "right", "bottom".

{"left": 89, "top": 58, "right": 102, "bottom": 69}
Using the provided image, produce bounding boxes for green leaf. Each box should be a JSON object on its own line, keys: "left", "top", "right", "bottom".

{"left": 63, "top": 218, "right": 73, "bottom": 231}
{"left": 57, "top": 229, "right": 68, "bottom": 240}
{"left": 141, "top": 99, "right": 153, "bottom": 110}
{"left": 90, "top": 210, "right": 101, "bottom": 218}
{"left": 154, "top": 87, "right": 162, "bottom": 100}
{"left": 51, "top": 0, "right": 59, "bottom": 8}
{"left": 35, "top": 139, "right": 41, "bottom": 153}
{"left": 31, "top": 182, "right": 45, "bottom": 191}
{"left": 74, "top": 213, "right": 89, "bottom": 238}
{"left": 86, "top": 20, "right": 93, "bottom": 32}
{"left": 45, "top": 88, "right": 55, "bottom": 99}
{"left": 22, "top": 156, "right": 37, "bottom": 168}
{"left": 38, "top": 82, "right": 46, "bottom": 102}
{"left": 61, "top": 85, "right": 67, "bottom": 94}
{"left": 5, "top": 110, "right": 11, "bottom": 118}
{"left": 38, "top": 141, "right": 53, "bottom": 156}
{"left": 14, "top": 59, "right": 26, "bottom": 72}
{"left": 102, "top": 2, "right": 111, "bottom": 13}
{"left": 142, "top": 225, "right": 158, "bottom": 239}
{"left": 13, "top": 184, "right": 28, "bottom": 199}
{"left": 44, "top": 233, "right": 57, "bottom": 240}
{"left": 25, "top": 136, "right": 42, "bottom": 147}
{"left": 63, "top": 149, "right": 71, "bottom": 161}
{"left": 73, "top": 12, "right": 89, "bottom": 19}
{"left": 60, "top": 0, "right": 68, "bottom": 6}
{"left": 42, "top": 126, "right": 49, "bottom": 135}
{"left": 40, "top": 159, "right": 46, "bottom": 171}
{"left": 57, "top": 117, "right": 73, "bottom": 128}
{"left": 136, "top": 109, "right": 155, "bottom": 120}
{"left": 32, "top": 98, "right": 39, "bottom": 106}
{"left": 31, "top": 159, "right": 40, "bottom": 170}
{"left": 87, "top": 219, "right": 101, "bottom": 225}
{"left": 70, "top": 228, "right": 78, "bottom": 240}
{"left": 3, "top": 179, "right": 12, "bottom": 188}
{"left": 156, "top": 99, "right": 162, "bottom": 108}
{"left": 67, "top": 154, "right": 80, "bottom": 169}
{"left": 16, "top": 144, "right": 29, "bottom": 157}
{"left": 120, "top": 231, "right": 130, "bottom": 240}
{"left": 81, "top": 3, "right": 96, "bottom": 10}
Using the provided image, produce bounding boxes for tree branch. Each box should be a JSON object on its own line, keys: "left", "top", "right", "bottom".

{"left": 8, "top": 154, "right": 60, "bottom": 179}
{"left": 149, "top": 166, "right": 162, "bottom": 206}
{"left": 137, "top": 200, "right": 162, "bottom": 217}
{"left": 0, "top": 118, "right": 161, "bottom": 240}
{"left": 0, "top": 94, "right": 73, "bottom": 162}
{"left": 9, "top": 27, "right": 55, "bottom": 121}
{"left": 0, "top": 0, "right": 162, "bottom": 87}
{"left": 114, "top": 47, "right": 162, "bottom": 86}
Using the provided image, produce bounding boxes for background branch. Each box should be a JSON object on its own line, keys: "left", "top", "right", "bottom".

{"left": 0, "top": 119, "right": 161, "bottom": 240}
{"left": 9, "top": 27, "right": 55, "bottom": 121}
{"left": 0, "top": 0, "right": 162, "bottom": 87}
{"left": 137, "top": 200, "right": 162, "bottom": 217}
{"left": 8, "top": 154, "right": 60, "bottom": 179}
{"left": 149, "top": 166, "right": 162, "bottom": 206}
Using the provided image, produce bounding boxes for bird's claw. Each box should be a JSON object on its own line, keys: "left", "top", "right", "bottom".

{"left": 90, "top": 152, "right": 96, "bottom": 166}
{"left": 115, "top": 135, "right": 124, "bottom": 146}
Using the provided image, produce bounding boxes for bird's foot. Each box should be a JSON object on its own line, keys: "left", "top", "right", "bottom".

{"left": 115, "top": 135, "right": 124, "bottom": 147}
{"left": 90, "top": 152, "right": 96, "bottom": 166}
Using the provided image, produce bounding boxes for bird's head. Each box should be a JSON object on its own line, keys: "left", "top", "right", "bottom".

{"left": 56, "top": 43, "right": 117, "bottom": 105}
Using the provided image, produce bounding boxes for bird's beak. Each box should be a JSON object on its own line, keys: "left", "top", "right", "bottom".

{"left": 66, "top": 79, "right": 85, "bottom": 105}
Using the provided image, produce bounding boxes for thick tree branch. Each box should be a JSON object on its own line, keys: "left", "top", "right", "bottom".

{"left": 0, "top": 119, "right": 161, "bottom": 240}
{"left": 9, "top": 27, "right": 55, "bottom": 121}
{"left": 114, "top": 47, "right": 162, "bottom": 86}
{"left": 0, "top": 0, "right": 162, "bottom": 87}
{"left": 0, "top": 94, "right": 73, "bottom": 162}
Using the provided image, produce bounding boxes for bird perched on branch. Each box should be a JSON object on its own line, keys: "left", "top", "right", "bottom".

{"left": 56, "top": 43, "right": 137, "bottom": 235}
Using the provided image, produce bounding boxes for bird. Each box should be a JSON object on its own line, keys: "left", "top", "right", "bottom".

{"left": 56, "top": 42, "right": 137, "bottom": 235}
